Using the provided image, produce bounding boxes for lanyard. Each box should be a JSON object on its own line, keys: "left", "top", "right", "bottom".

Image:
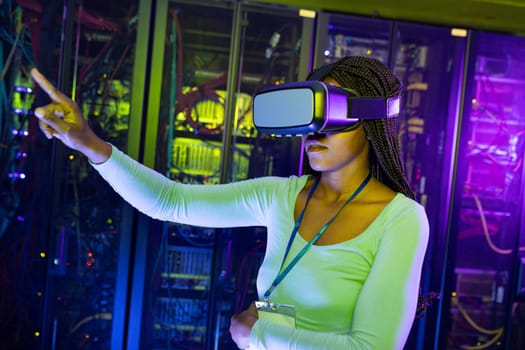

{"left": 263, "top": 172, "right": 372, "bottom": 301}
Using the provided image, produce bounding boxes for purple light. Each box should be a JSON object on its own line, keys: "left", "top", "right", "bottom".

{"left": 14, "top": 85, "right": 33, "bottom": 94}
{"left": 13, "top": 108, "right": 32, "bottom": 115}
{"left": 7, "top": 172, "right": 26, "bottom": 179}
{"left": 11, "top": 129, "right": 29, "bottom": 136}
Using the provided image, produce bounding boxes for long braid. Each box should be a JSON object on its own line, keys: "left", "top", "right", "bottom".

{"left": 308, "top": 56, "right": 414, "bottom": 199}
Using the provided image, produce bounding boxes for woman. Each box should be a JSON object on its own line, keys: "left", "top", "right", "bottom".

{"left": 32, "top": 56, "right": 429, "bottom": 349}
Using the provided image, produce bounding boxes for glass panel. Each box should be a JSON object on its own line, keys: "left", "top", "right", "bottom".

{"left": 321, "top": 13, "right": 392, "bottom": 64}
{"left": 140, "top": 3, "right": 234, "bottom": 348}
{"left": 1, "top": 1, "right": 143, "bottom": 349}
{"left": 444, "top": 32, "right": 525, "bottom": 350}
{"left": 44, "top": 3, "right": 143, "bottom": 348}
{"left": 226, "top": 5, "right": 305, "bottom": 349}
{"left": 318, "top": 13, "right": 468, "bottom": 349}
{"left": 138, "top": 1, "right": 305, "bottom": 349}
{"left": 391, "top": 22, "right": 468, "bottom": 349}
{"left": 232, "top": 4, "right": 305, "bottom": 180}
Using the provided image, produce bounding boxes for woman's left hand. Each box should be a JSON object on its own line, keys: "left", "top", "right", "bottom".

{"left": 230, "top": 302, "right": 258, "bottom": 349}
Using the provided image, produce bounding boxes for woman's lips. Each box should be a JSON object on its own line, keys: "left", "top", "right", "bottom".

{"left": 305, "top": 141, "right": 326, "bottom": 153}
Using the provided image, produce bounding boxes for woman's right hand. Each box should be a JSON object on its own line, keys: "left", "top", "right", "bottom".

{"left": 31, "top": 68, "right": 112, "bottom": 164}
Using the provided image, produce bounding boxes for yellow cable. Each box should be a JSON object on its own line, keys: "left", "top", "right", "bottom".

{"left": 451, "top": 297, "right": 504, "bottom": 349}
{"left": 452, "top": 297, "right": 502, "bottom": 335}
{"left": 69, "top": 312, "right": 112, "bottom": 334}
{"left": 460, "top": 329, "right": 503, "bottom": 350}
{"left": 468, "top": 189, "right": 525, "bottom": 253}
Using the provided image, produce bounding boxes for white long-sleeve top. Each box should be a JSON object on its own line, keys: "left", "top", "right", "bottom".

{"left": 92, "top": 145, "right": 429, "bottom": 350}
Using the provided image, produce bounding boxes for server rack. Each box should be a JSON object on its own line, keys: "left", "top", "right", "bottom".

{"left": 311, "top": 11, "right": 469, "bottom": 349}
{"left": 4, "top": 0, "right": 152, "bottom": 349}
{"left": 437, "top": 31, "right": 525, "bottom": 350}
{"left": 126, "top": 1, "right": 310, "bottom": 349}
{"left": 313, "top": 11, "right": 525, "bottom": 350}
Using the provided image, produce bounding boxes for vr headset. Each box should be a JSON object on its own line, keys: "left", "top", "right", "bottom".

{"left": 253, "top": 80, "right": 400, "bottom": 135}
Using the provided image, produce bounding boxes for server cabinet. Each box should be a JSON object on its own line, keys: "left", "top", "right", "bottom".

{"left": 126, "top": 1, "right": 309, "bottom": 349}
{"left": 312, "top": 12, "right": 469, "bottom": 349}
{"left": 28, "top": 1, "right": 152, "bottom": 349}
{"left": 315, "top": 12, "right": 525, "bottom": 350}
{"left": 437, "top": 31, "right": 525, "bottom": 350}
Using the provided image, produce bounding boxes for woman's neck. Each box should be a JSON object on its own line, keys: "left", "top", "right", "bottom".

{"left": 317, "top": 166, "right": 371, "bottom": 203}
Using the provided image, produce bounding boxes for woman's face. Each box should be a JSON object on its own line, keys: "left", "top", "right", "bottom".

{"left": 301, "top": 77, "right": 370, "bottom": 173}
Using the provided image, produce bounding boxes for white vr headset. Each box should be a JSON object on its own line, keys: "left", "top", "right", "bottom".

{"left": 253, "top": 80, "right": 400, "bottom": 135}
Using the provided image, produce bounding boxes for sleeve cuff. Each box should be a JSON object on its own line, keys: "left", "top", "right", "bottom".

{"left": 89, "top": 144, "right": 118, "bottom": 169}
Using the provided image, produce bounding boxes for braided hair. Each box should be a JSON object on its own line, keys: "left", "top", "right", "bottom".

{"left": 306, "top": 56, "right": 414, "bottom": 199}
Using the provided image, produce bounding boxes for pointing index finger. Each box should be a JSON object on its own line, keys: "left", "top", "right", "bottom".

{"left": 31, "top": 68, "right": 72, "bottom": 105}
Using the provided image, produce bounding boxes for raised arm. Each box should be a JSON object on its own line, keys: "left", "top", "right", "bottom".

{"left": 32, "top": 69, "right": 293, "bottom": 229}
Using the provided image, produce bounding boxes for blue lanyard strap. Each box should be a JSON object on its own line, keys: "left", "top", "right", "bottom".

{"left": 263, "top": 172, "right": 372, "bottom": 300}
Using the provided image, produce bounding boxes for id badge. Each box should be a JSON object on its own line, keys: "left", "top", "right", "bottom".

{"left": 255, "top": 300, "right": 296, "bottom": 328}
